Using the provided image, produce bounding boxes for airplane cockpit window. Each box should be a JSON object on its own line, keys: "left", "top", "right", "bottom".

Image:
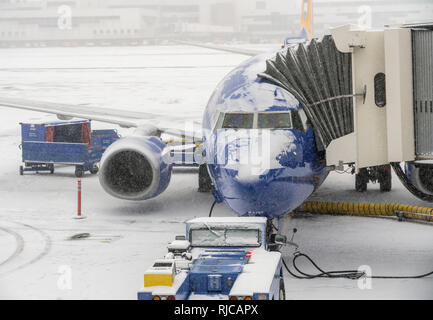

{"left": 214, "top": 111, "right": 308, "bottom": 131}
{"left": 292, "top": 110, "right": 305, "bottom": 132}
{"left": 258, "top": 112, "right": 292, "bottom": 129}
{"left": 292, "top": 109, "right": 309, "bottom": 132}
{"left": 222, "top": 113, "right": 254, "bottom": 129}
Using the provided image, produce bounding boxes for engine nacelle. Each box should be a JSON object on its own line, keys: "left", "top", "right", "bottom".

{"left": 99, "top": 136, "right": 172, "bottom": 201}
{"left": 405, "top": 162, "right": 433, "bottom": 195}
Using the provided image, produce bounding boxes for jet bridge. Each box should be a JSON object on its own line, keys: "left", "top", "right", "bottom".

{"left": 259, "top": 23, "right": 433, "bottom": 172}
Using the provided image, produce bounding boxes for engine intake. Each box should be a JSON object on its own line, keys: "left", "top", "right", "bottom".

{"left": 99, "top": 136, "right": 172, "bottom": 200}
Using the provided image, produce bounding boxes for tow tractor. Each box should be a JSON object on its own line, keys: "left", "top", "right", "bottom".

{"left": 137, "top": 217, "right": 286, "bottom": 300}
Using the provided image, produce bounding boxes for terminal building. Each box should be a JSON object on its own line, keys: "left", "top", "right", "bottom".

{"left": 0, "top": 0, "right": 431, "bottom": 47}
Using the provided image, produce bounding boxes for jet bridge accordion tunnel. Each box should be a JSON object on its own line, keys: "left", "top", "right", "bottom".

{"left": 259, "top": 23, "right": 433, "bottom": 201}
{"left": 258, "top": 34, "right": 354, "bottom": 150}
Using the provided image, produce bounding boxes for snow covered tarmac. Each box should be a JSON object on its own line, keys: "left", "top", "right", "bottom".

{"left": 0, "top": 45, "right": 432, "bottom": 299}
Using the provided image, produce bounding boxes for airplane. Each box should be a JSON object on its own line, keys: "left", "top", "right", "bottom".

{"left": 0, "top": 1, "right": 428, "bottom": 225}
{"left": 0, "top": 0, "right": 334, "bottom": 222}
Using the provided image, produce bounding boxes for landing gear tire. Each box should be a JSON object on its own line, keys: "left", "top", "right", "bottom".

{"left": 198, "top": 164, "right": 213, "bottom": 192}
{"left": 19, "top": 166, "right": 24, "bottom": 176}
{"left": 75, "top": 168, "right": 84, "bottom": 178}
{"left": 379, "top": 165, "right": 392, "bottom": 192}
{"left": 90, "top": 165, "right": 99, "bottom": 175}
{"left": 355, "top": 168, "right": 368, "bottom": 192}
{"left": 49, "top": 164, "right": 55, "bottom": 174}
{"left": 279, "top": 277, "right": 286, "bottom": 300}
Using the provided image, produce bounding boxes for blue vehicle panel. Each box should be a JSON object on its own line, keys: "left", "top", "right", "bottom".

{"left": 22, "top": 141, "right": 89, "bottom": 164}
{"left": 21, "top": 123, "right": 46, "bottom": 142}
{"left": 189, "top": 251, "right": 247, "bottom": 295}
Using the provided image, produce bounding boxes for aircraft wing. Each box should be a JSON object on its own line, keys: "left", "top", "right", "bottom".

{"left": 0, "top": 96, "right": 202, "bottom": 140}
{"left": 177, "top": 40, "right": 264, "bottom": 57}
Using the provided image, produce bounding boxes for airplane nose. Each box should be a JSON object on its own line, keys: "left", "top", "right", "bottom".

{"left": 209, "top": 129, "right": 315, "bottom": 217}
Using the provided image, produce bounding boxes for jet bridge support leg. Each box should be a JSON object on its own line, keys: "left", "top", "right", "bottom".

{"left": 355, "top": 165, "right": 392, "bottom": 192}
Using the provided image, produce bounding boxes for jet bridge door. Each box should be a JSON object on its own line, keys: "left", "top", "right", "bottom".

{"left": 413, "top": 29, "right": 433, "bottom": 159}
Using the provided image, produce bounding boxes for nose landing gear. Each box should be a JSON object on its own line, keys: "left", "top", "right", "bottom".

{"left": 198, "top": 164, "right": 214, "bottom": 192}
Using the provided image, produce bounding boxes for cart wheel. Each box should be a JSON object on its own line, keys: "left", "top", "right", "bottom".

{"left": 355, "top": 168, "right": 368, "bottom": 192}
{"left": 49, "top": 164, "right": 55, "bottom": 174}
{"left": 19, "top": 166, "right": 24, "bottom": 176}
{"left": 90, "top": 165, "right": 99, "bottom": 175}
{"left": 279, "top": 277, "right": 286, "bottom": 300}
{"left": 75, "top": 168, "right": 84, "bottom": 178}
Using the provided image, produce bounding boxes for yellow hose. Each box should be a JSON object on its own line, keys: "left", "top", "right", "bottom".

{"left": 301, "top": 201, "right": 433, "bottom": 222}
{"left": 164, "top": 139, "right": 201, "bottom": 147}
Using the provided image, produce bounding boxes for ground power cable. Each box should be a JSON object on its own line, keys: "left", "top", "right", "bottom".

{"left": 281, "top": 241, "right": 433, "bottom": 280}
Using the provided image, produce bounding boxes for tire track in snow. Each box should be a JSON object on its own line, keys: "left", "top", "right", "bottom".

{"left": 0, "top": 221, "right": 52, "bottom": 276}
{"left": 0, "top": 226, "right": 24, "bottom": 267}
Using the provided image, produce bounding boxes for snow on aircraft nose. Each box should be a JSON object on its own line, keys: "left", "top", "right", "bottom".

{"left": 215, "top": 129, "right": 302, "bottom": 179}
{"left": 209, "top": 129, "right": 318, "bottom": 218}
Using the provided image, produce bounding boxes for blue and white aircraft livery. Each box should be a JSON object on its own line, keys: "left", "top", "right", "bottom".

{"left": 203, "top": 54, "right": 328, "bottom": 218}
{"left": 0, "top": 0, "right": 323, "bottom": 220}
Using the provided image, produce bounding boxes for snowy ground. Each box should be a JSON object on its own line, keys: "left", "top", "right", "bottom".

{"left": 0, "top": 45, "right": 432, "bottom": 300}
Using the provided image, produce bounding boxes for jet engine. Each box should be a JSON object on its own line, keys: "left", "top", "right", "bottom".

{"left": 405, "top": 162, "right": 433, "bottom": 195}
{"left": 99, "top": 136, "right": 172, "bottom": 200}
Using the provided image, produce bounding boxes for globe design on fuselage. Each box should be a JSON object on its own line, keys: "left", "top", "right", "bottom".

{"left": 203, "top": 54, "right": 328, "bottom": 219}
